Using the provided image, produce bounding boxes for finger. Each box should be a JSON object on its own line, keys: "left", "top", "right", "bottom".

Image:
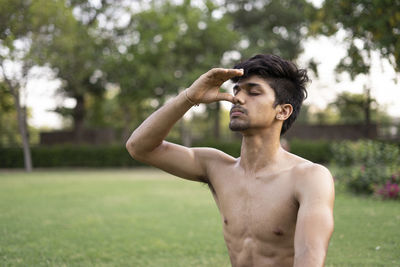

{"left": 215, "top": 92, "right": 235, "bottom": 103}
{"left": 209, "top": 68, "right": 244, "bottom": 80}
{"left": 222, "top": 69, "right": 244, "bottom": 83}
{"left": 232, "top": 96, "right": 244, "bottom": 105}
{"left": 225, "top": 68, "right": 244, "bottom": 77}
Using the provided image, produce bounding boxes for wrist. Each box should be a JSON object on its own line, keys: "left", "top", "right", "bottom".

{"left": 184, "top": 90, "right": 199, "bottom": 106}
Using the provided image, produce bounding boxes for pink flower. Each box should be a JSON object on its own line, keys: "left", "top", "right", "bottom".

{"left": 387, "top": 183, "right": 399, "bottom": 198}
{"left": 375, "top": 181, "right": 400, "bottom": 199}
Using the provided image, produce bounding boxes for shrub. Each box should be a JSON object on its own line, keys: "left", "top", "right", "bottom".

{"left": 0, "top": 138, "right": 335, "bottom": 168}
{"left": 331, "top": 140, "right": 400, "bottom": 196}
{"left": 192, "top": 140, "right": 241, "bottom": 157}
{"left": 0, "top": 145, "right": 145, "bottom": 168}
{"left": 194, "top": 139, "right": 332, "bottom": 163}
{"left": 331, "top": 140, "right": 400, "bottom": 167}
{"left": 289, "top": 139, "right": 332, "bottom": 163}
{"left": 373, "top": 173, "right": 400, "bottom": 200}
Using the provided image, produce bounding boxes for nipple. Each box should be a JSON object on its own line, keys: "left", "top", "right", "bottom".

{"left": 224, "top": 218, "right": 228, "bottom": 225}
{"left": 273, "top": 228, "right": 284, "bottom": 236}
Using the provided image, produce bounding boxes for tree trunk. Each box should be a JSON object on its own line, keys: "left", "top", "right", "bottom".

{"left": 213, "top": 101, "right": 220, "bottom": 140}
{"left": 364, "top": 87, "right": 372, "bottom": 138}
{"left": 13, "top": 88, "right": 33, "bottom": 172}
{"left": 179, "top": 119, "right": 192, "bottom": 147}
{"left": 1, "top": 60, "right": 33, "bottom": 171}
{"left": 73, "top": 94, "right": 85, "bottom": 143}
{"left": 121, "top": 104, "right": 135, "bottom": 142}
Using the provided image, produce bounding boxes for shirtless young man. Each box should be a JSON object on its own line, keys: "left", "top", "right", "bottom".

{"left": 126, "top": 54, "right": 335, "bottom": 267}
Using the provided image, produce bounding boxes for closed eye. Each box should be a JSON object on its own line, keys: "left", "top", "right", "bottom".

{"left": 249, "top": 91, "right": 260, "bottom": 96}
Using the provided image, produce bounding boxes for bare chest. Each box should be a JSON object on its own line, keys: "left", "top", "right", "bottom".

{"left": 210, "top": 170, "right": 299, "bottom": 244}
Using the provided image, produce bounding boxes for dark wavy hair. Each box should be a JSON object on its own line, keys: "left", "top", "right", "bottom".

{"left": 231, "top": 54, "right": 309, "bottom": 135}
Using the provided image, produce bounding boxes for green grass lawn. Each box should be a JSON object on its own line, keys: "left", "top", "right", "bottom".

{"left": 0, "top": 168, "right": 399, "bottom": 267}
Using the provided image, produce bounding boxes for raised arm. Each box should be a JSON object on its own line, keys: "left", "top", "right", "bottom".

{"left": 294, "top": 164, "right": 335, "bottom": 267}
{"left": 126, "top": 68, "right": 243, "bottom": 182}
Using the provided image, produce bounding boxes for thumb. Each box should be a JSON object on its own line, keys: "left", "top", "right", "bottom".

{"left": 215, "top": 92, "right": 234, "bottom": 103}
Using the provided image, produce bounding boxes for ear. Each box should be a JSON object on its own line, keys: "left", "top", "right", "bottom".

{"left": 275, "top": 104, "right": 293, "bottom": 121}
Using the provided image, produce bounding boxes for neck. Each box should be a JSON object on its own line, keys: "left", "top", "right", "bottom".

{"left": 239, "top": 127, "right": 283, "bottom": 172}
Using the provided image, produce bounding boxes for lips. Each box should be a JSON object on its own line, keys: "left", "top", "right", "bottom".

{"left": 230, "top": 106, "right": 247, "bottom": 117}
{"left": 231, "top": 111, "right": 243, "bottom": 117}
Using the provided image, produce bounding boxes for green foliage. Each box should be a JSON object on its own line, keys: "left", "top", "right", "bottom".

{"left": 0, "top": 82, "right": 19, "bottom": 146}
{"left": 0, "top": 0, "right": 63, "bottom": 169}
{"left": 84, "top": 1, "right": 241, "bottom": 137}
{"left": 0, "top": 145, "right": 145, "bottom": 168}
{"left": 194, "top": 139, "right": 332, "bottom": 163}
{"left": 328, "top": 91, "right": 386, "bottom": 124}
{"left": 297, "top": 104, "right": 340, "bottom": 125}
{"left": 331, "top": 140, "right": 400, "bottom": 195}
{"left": 29, "top": 1, "right": 108, "bottom": 132}
{"left": 332, "top": 140, "right": 400, "bottom": 167}
{"left": 0, "top": 138, "right": 334, "bottom": 168}
{"left": 298, "top": 92, "right": 390, "bottom": 125}
{"left": 225, "top": 0, "right": 316, "bottom": 60}
{"left": 330, "top": 92, "right": 371, "bottom": 124}
{"left": 311, "top": 0, "right": 400, "bottom": 77}
{"left": 289, "top": 139, "right": 332, "bottom": 163}
{"left": 193, "top": 140, "right": 242, "bottom": 157}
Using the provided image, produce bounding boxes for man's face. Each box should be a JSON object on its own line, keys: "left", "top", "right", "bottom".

{"left": 229, "top": 75, "right": 278, "bottom": 132}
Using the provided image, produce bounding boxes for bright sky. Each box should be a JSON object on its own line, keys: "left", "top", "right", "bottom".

{"left": 299, "top": 35, "right": 400, "bottom": 114}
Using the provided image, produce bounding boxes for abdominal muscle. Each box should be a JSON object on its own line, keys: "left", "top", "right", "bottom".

{"left": 223, "top": 231, "right": 295, "bottom": 267}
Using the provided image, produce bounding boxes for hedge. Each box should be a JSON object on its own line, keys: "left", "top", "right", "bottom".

{"left": 0, "top": 139, "right": 332, "bottom": 168}
{"left": 193, "top": 139, "right": 333, "bottom": 163}
{"left": 289, "top": 139, "right": 333, "bottom": 163}
{"left": 0, "top": 145, "right": 145, "bottom": 168}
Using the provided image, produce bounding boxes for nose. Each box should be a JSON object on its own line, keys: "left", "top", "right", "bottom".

{"left": 233, "top": 91, "right": 245, "bottom": 105}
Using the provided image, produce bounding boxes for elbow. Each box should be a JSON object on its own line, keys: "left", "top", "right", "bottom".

{"left": 126, "top": 133, "right": 163, "bottom": 161}
{"left": 126, "top": 136, "right": 154, "bottom": 161}
{"left": 126, "top": 138, "right": 142, "bottom": 160}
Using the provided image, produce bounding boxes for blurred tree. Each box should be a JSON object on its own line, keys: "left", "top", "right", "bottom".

{"left": 220, "top": 0, "right": 318, "bottom": 140}
{"left": 311, "top": 0, "right": 400, "bottom": 77}
{"left": 313, "top": 106, "right": 339, "bottom": 125}
{"left": 0, "top": 0, "right": 61, "bottom": 170}
{"left": 296, "top": 103, "right": 339, "bottom": 125}
{"left": 296, "top": 104, "right": 311, "bottom": 124}
{"left": 329, "top": 91, "right": 374, "bottom": 124}
{"left": 224, "top": 0, "right": 316, "bottom": 60}
{"left": 0, "top": 82, "right": 19, "bottom": 146}
{"left": 105, "top": 0, "right": 239, "bottom": 142}
{"left": 31, "top": 0, "right": 110, "bottom": 142}
{"left": 328, "top": 90, "right": 391, "bottom": 125}
{"left": 329, "top": 90, "right": 391, "bottom": 138}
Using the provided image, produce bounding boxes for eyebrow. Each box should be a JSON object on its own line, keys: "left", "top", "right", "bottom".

{"left": 233, "top": 82, "right": 261, "bottom": 91}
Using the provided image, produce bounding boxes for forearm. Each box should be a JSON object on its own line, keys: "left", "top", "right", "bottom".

{"left": 126, "top": 90, "right": 193, "bottom": 156}
{"left": 126, "top": 68, "right": 242, "bottom": 159}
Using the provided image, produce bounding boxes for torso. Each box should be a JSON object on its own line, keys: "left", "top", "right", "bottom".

{"left": 208, "top": 154, "right": 309, "bottom": 267}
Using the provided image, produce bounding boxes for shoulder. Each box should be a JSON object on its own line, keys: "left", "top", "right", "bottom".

{"left": 285, "top": 151, "right": 332, "bottom": 184}
{"left": 296, "top": 162, "right": 332, "bottom": 180}
{"left": 191, "top": 146, "right": 237, "bottom": 166}
{"left": 292, "top": 162, "right": 334, "bottom": 202}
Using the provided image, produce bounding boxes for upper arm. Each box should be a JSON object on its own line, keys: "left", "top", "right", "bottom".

{"left": 294, "top": 164, "right": 335, "bottom": 267}
{"left": 127, "top": 140, "right": 227, "bottom": 183}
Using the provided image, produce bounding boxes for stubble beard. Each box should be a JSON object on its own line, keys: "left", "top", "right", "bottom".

{"left": 229, "top": 119, "right": 250, "bottom": 131}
